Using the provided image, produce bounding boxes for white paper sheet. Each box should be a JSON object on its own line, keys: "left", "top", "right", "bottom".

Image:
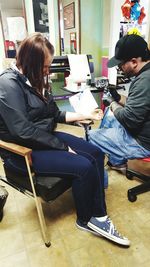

{"left": 69, "top": 88, "right": 98, "bottom": 115}
{"left": 68, "top": 54, "right": 91, "bottom": 83}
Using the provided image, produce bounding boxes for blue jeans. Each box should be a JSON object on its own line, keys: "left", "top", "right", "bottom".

{"left": 89, "top": 107, "right": 150, "bottom": 166}
{"left": 4, "top": 132, "right": 107, "bottom": 223}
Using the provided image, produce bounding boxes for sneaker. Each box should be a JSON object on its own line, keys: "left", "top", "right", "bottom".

{"left": 107, "top": 161, "right": 127, "bottom": 174}
{"left": 76, "top": 219, "right": 101, "bottom": 236}
{"left": 87, "top": 216, "right": 130, "bottom": 246}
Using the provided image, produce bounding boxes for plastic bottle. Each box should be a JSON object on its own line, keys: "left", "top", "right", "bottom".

{"left": 86, "top": 74, "right": 91, "bottom": 86}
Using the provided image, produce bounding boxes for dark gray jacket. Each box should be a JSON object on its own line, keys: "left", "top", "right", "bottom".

{"left": 0, "top": 68, "right": 68, "bottom": 150}
{"left": 114, "top": 62, "right": 150, "bottom": 151}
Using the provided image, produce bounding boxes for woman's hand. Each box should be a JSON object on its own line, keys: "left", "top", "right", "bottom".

{"left": 89, "top": 109, "right": 103, "bottom": 121}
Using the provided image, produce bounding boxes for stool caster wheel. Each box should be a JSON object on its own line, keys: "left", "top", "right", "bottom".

{"left": 45, "top": 242, "right": 51, "bottom": 247}
{"left": 126, "top": 170, "right": 133, "bottom": 180}
{"left": 128, "top": 190, "right": 137, "bottom": 202}
{"left": 0, "top": 186, "right": 8, "bottom": 222}
{"left": 0, "top": 211, "right": 3, "bottom": 222}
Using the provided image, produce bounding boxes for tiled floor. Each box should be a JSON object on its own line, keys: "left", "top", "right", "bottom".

{"left": 0, "top": 124, "right": 150, "bottom": 267}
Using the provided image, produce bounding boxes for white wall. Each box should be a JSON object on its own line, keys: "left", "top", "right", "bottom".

{"left": 47, "top": 0, "right": 58, "bottom": 51}
{"left": 0, "top": 20, "right": 5, "bottom": 73}
{"left": 108, "top": 0, "right": 124, "bottom": 84}
{"left": 24, "top": 0, "right": 34, "bottom": 34}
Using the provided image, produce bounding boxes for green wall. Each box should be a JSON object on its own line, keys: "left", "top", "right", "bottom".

{"left": 54, "top": 0, "right": 104, "bottom": 77}
{"left": 80, "top": 0, "right": 103, "bottom": 77}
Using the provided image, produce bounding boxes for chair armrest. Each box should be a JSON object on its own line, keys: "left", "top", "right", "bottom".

{"left": 0, "top": 140, "right": 32, "bottom": 157}
{"left": 75, "top": 119, "right": 94, "bottom": 127}
{"left": 73, "top": 120, "right": 94, "bottom": 141}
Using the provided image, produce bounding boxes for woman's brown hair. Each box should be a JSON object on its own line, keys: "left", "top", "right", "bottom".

{"left": 16, "top": 32, "right": 54, "bottom": 94}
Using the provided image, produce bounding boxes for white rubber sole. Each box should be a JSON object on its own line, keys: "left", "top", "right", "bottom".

{"left": 87, "top": 222, "right": 130, "bottom": 246}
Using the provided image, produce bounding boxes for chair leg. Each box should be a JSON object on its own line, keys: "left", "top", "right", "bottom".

{"left": 25, "top": 155, "right": 51, "bottom": 247}
{"left": 128, "top": 181, "right": 150, "bottom": 202}
{"left": 126, "top": 168, "right": 150, "bottom": 202}
{"left": 83, "top": 124, "right": 91, "bottom": 141}
{"left": 36, "top": 197, "right": 51, "bottom": 247}
{"left": 126, "top": 169, "right": 150, "bottom": 182}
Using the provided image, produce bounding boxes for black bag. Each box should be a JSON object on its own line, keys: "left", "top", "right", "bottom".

{"left": 0, "top": 185, "right": 8, "bottom": 221}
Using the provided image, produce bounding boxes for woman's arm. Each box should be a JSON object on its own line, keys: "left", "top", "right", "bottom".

{"left": 65, "top": 109, "right": 103, "bottom": 123}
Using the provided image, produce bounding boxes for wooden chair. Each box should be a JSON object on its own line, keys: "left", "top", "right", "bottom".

{"left": 0, "top": 140, "right": 72, "bottom": 247}
{"left": 126, "top": 158, "right": 150, "bottom": 202}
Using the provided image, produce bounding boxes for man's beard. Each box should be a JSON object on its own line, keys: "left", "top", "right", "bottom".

{"left": 122, "top": 70, "right": 135, "bottom": 79}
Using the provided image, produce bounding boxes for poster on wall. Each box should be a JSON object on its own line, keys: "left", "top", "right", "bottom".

{"left": 70, "top": 32, "right": 77, "bottom": 54}
{"left": 32, "top": 0, "right": 49, "bottom": 33}
{"left": 64, "top": 2, "right": 75, "bottom": 30}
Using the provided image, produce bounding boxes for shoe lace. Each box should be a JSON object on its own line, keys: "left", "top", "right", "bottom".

{"left": 107, "top": 217, "right": 124, "bottom": 238}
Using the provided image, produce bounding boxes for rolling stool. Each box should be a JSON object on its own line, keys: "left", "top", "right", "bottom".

{"left": 0, "top": 185, "right": 8, "bottom": 221}
{"left": 126, "top": 157, "right": 150, "bottom": 202}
